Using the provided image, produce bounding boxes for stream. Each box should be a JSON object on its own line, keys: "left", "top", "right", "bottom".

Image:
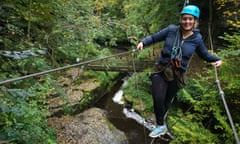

{"left": 94, "top": 77, "right": 170, "bottom": 144}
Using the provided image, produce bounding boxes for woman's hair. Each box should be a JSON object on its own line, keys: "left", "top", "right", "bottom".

{"left": 194, "top": 19, "right": 199, "bottom": 29}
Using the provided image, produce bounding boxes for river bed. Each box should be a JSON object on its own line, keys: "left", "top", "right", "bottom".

{"left": 94, "top": 78, "right": 170, "bottom": 144}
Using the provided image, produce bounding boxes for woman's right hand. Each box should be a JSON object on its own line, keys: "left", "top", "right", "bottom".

{"left": 136, "top": 42, "right": 144, "bottom": 51}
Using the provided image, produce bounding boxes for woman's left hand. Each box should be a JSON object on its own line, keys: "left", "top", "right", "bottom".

{"left": 212, "top": 60, "right": 222, "bottom": 67}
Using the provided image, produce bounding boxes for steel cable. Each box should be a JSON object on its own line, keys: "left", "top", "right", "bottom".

{"left": 208, "top": 0, "right": 240, "bottom": 143}
{"left": 131, "top": 49, "right": 149, "bottom": 144}
{"left": 0, "top": 50, "right": 136, "bottom": 86}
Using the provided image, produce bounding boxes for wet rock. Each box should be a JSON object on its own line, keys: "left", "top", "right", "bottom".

{"left": 48, "top": 107, "right": 127, "bottom": 144}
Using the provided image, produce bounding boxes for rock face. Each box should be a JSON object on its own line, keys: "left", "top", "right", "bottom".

{"left": 48, "top": 67, "right": 100, "bottom": 116}
{"left": 48, "top": 107, "right": 127, "bottom": 144}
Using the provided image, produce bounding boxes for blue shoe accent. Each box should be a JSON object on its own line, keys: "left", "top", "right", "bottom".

{"left": 149, "top": 125, "right": 167, "bottom": 138}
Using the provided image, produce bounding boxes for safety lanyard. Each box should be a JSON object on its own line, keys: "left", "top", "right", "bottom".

{"left": 171, "top": 29, "right": 183, "bottom": 61}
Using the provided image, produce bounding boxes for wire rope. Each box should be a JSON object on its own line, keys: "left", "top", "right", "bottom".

{"left": 208, "top": 0, "right": 240, "bottom": 143}
{"left": 183, "top": 0, "right": 189, "bottom": 7}
{"left": 131, "top": 49, "right": 149, "bottom": 144}
{"left": 0, "top": 50, "right": 136, "bottom": 86}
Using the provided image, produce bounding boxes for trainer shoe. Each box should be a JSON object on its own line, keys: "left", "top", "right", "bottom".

{"left": 149, "top": 125, "right": 167, "bottom": 138}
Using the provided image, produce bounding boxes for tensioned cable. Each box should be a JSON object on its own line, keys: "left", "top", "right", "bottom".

{"left": 208, "top": 0, "right": 240, "bottom": 143}
{"left": 0, "top": 50, "right": 136, "bottom": 86}
{"left": 183, "top": 0, "right": 189, "bottom": 7}
{"left": 131, "top": 49, "right": 149, "bottom": 144}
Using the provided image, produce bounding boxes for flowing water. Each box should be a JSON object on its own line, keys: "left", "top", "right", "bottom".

{"left": 94, "top": 78, "right": 170, "bottom": 144}
{"left": 92, "top": 52, "right": 206, "bottom": 144}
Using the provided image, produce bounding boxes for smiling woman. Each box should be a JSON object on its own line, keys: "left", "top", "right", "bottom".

{"left": 180, "top": 15, "right": 195, "bottom": 39}
{"left": 180, "top": 5, "right": 199, "bottom": 38}
{"left": 136, "top": 4, "right": 222, "bottom": 138}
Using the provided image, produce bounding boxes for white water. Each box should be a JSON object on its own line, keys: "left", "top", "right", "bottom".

{"left": 112, "top": 76, "right": 156, "bottom": 131}
{"left": 112, "top": 90, "right": 124, "bottom": 105}
{"left": 123, "top": 108, "right": 155, "bottom": 131}
{"left": 112, "top": 76, "right": 128, "bottom": 105}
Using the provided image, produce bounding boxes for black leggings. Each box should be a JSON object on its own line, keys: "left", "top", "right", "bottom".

{"left": 150, "top": 73, "right": 180, "bottom": 125}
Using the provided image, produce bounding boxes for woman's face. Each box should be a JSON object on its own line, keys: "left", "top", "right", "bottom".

{"left": 180, "top": 14, "right": 195, "bottom": 31}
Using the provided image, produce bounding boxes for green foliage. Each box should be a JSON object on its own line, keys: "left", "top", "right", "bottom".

{"left": 214, "top": 0, "right": 240, "bottom": 28}
{"left": 0, "top": 0, "right": 239, "bottom": 143}
{"left": 173, "top": 73, "right": 237, "bottom": 143}
{"left": 0, "top": 78, "right": 57, "bottom": 144}
{"left": 0, "top": 0, "right": 55, "bottom": 89}
{"left": 123, "top": 0, "right": 181, "bottom": 39}
{"left": 76, "top": 70, "right": 120, "bottom": 112}
{"left": 168, "top": 109, "right": 220, "bottom": 144}
{"left": 0, "top": 0, "right": 131, "bottom": 142}
{"left": 124, "top": 69, "right": 239, "bottom": 143}
{"left": 87, "top": 70, "right": 119, "bottom": 85}
{"left": 0, "top": 0, "right": 56, "bottom": 46}
{"left": 46, "top": 0, "right": 130, "bottom": 65}
{"left": 217, "top": 30, "right": 240, "bottom": 122}
{"left": 122, "top": 70, "right": 153, "bottom": 114}
{"left": 0, "top": 53, "right": 51, "bottom": 89}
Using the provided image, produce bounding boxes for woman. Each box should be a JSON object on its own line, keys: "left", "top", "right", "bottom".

{"left": 136, "top": 5, "right": 222, "bottom": 138}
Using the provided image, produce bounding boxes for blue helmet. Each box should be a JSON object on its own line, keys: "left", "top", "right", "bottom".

{"left": 181, "top": 5, "right": 200, "bottom": 19}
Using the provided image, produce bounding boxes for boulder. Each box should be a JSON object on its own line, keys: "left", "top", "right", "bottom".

{"left": 48, "top": 107, "right": 127, "bottom": 144}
